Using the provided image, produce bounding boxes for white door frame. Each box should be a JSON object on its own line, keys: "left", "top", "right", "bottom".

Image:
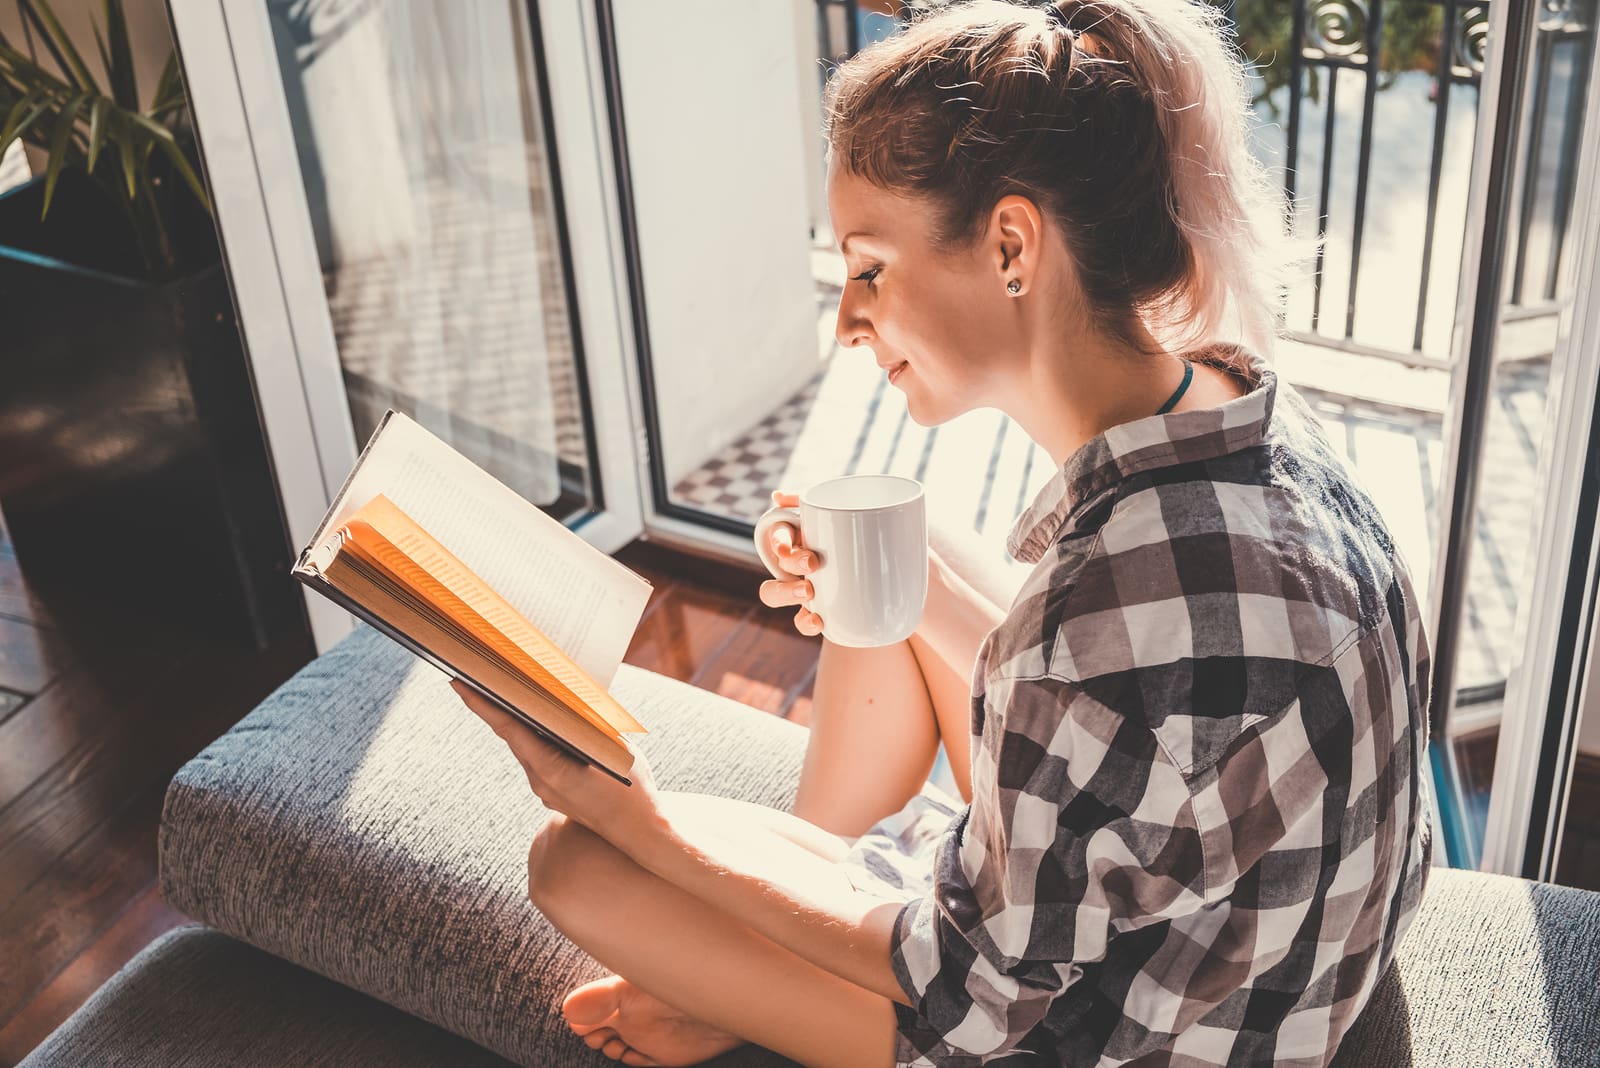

{"left": 165, "top": 0, "right": 651, "bottom": 654}
{"left": 1478, "top": 50, "right": 1600, "bottom": 876}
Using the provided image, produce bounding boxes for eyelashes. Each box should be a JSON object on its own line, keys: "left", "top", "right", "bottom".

{"left": 851, "top": 267, "right": 881, "bottom": 288}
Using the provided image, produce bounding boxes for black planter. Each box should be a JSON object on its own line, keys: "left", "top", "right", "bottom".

{"left": 0, "top": 170, "right": 306, "bottom": 649}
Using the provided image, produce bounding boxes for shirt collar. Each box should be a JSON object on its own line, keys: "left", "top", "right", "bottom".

{"left": 1007, "top": 344, "right": 1278, "bottom": 564}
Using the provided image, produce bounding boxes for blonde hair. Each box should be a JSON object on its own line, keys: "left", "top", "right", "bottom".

{"left": 823, "top": 0, "right": 1310, "bottom": 362}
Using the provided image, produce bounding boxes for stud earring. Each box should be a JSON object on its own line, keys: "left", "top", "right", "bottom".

{"left": 1007, "top": 279, "right": 1022, "bottom": 295}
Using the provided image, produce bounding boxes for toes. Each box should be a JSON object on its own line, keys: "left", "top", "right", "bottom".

{"left": 620, "top": 1048, "right": 660, "bottom": 1067}
{"left": 563, "top": 975, "right": 625, "bottom": 1028}
{"left": 603, "top": 1036, "right": 628, "bottom": 1060}
{"left": 580, "top": 1027, "right": 616, "bottom": 1050}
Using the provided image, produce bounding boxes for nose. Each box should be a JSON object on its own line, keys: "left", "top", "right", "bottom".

{"left": 834, "top": 291, "right": 873, "bottom": 350}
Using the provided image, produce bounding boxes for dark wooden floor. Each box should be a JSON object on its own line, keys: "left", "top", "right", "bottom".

{"left": 1556, "top": 752, "right": 1600, "bottom": 892}
{"left": 0, "top": 533, "right": 813, "bottom": 1065}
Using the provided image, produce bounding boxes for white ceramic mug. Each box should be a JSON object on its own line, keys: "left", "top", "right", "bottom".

{"left": 753, "top": 474, "right": 928, "bottom": 647}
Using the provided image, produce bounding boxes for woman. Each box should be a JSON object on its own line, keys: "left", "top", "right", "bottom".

{"left": 453, "top": 1, "right": 1434, "bottom": 1064}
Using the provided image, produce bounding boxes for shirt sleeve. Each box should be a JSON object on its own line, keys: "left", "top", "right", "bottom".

{"left": 888, "top": 671, "right": 1209, "bottom": 1060}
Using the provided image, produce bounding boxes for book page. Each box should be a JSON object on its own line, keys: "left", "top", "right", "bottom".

{"left": 346, "top": 495, "right": 643, "bottom": 735}
{"left": 302, "top": 412, "right": 651, "bottom": 687}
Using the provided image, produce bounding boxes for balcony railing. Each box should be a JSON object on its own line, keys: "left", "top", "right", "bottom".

{"left": 815, "top": 0, "right": 1595, "bottom": 369}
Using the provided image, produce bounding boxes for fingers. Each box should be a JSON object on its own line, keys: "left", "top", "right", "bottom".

{"left": 759, "top": 576, "right": 813, "bottom": 608}
{"left": 450, "top": 679, "right": 570, "bottom": 777}
{"left": 766, "top": 523, "right": 818, "bottom": 576}
{"left": 766, "top": 493, "right": 818, "bottom": 577}
{"left": 794, "top": 606, "right": 824, "bottom": 637}
{"left": 451, "top": 678, "right": 515, "bottom": 734}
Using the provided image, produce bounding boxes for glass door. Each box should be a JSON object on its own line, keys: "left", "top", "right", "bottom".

{"left": 167, "top": 0, "right": 650, "bottom": 650}
{"left": 591, "top": 0, "right": 1599, "bottom": 872}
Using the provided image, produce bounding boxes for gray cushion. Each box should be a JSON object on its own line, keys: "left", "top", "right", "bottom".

{"left": 160, "top": 626, "right": 1600, "bottom": 1068}
{"left": 19, "top": 926, "right": 516, "bottom": 1068}
{"left": 1334, "top": 867, "right": 1600, "bottom": 1067}
{"left": 160, "top": 625, "right": 803, "bottom": 1068}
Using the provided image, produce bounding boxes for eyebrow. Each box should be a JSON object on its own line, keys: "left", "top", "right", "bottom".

{"left": 840, "top": 231, "right": 878, "bottom": 254}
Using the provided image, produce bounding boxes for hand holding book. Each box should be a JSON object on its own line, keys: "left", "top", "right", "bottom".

{"left": 293, "top": 411, "right": 654, "bottom": 786}
{"left": 448, "top": 677, "right": 661, "bottom": 844}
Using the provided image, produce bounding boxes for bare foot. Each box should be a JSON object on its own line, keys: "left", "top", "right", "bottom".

{"left": 562, "top": 972, "right": 746, "bottom": 1066}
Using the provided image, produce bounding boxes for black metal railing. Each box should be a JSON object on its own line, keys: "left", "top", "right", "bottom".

{"left": 816, "top": 0, "right": 1595, "bottom": 368}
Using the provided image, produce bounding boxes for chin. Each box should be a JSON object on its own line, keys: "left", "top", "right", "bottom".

{"left": 904, "top": 391, "right": 965, "bottom": 428}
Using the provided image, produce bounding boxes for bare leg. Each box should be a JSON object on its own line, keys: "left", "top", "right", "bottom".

{"left": 792, "top": 633, "right": 974, "bottom": 838}
{"left": 536, "top": 810, "right": 898, "bottom": 1068}
{"left": 558, "top": 627, "right": 977, "bottom": 1062}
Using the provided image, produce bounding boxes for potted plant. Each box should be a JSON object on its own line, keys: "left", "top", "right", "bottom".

{"left": 0, "top": 0, "right": 304, "bottom": 649}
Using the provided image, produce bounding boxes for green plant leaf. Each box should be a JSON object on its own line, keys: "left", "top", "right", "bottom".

{"left": 102, "top": 0, "right": 137, "bottom": 111}
{"left": 41, "top": 91, "right": 86, "bottom": 218}
{"left": 126, "top": 109, "right": 177, "bottom": 144}
{"left": 118, "top": 111, "right": 137, "bottom": 199}
{"left": 91, "top": 20, "right": 114, "bottom": 96}
{"left": 14, "top": 1, "right": 81, "bottom": 92}
{"left": 0, "top": 89, "right": 53, "bottom": 157}
{"left": 0, "top": 40, "right": 75, "bottom": 97}
{"left": 151, "top": 52, "right": 183, "bottom": 115}
{"left": 27, "top": 0, "right": 102, "bottom": 96}
{"left": 149, "top": 126, "right": 209, "bottom": 214}
{"left": 86, "top": 94, "right": 107, "bottom": 171}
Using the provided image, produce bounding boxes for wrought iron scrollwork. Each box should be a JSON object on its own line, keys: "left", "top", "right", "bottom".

{"left": 1305, "top": 0, "right": 1371, "bottom": 56}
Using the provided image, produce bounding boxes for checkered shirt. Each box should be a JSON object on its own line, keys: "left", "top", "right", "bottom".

{"left": 887, "top": 346, "right": 1434, "bottom": 1066}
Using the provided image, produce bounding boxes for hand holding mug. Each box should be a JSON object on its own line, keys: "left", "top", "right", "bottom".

{"left": 753, "top": 475, "right": 927, "bottom": 648}
{"left": 758, "top": 492, "right": 824, "bottom": 636}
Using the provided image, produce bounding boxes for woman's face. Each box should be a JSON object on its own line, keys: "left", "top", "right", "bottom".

{"left": 827, "top": 162, "right": 1023, "bottom": 426}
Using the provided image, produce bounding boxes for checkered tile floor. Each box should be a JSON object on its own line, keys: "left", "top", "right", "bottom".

{"left": 671, "top": 375, "right": 824, "bottom": 521}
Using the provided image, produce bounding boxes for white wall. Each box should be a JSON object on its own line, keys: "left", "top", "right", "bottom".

{"left": 613, "top": 0, "right": 821, "bottom": 485}
{"left": 791, "top": 0, "right": 828, "bottom": 239}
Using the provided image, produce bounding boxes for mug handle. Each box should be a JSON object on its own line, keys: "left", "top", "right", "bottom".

{"left": 753, "top": 505, "right": 804, "bottom": 579}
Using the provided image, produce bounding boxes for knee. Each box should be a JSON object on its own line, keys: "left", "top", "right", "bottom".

{"left": 526, "top": 814, "right": 602, "bottom": 915}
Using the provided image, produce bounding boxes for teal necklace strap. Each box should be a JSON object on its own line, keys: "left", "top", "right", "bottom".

{"left": 1155, "top": 359, "right": 1194, "bottom": 416}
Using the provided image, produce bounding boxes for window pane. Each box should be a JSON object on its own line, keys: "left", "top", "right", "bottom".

{"left": 266, "top": 0, "right": 596, "bottom": 517}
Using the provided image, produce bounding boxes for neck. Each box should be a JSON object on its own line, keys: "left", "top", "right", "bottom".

{"left": 1004, "top": 320, "right": 1187, "bottom": 469}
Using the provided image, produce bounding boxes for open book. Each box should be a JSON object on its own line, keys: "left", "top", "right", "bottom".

{"left": 291, "top": 411, "right": 654, "bottom": 785}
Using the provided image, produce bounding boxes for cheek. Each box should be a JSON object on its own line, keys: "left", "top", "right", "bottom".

{"left": 914, "top": 306, "right": 990, "bottom": 385}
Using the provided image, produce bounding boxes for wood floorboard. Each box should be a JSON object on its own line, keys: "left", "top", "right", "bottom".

{"left": 0, "top": 690, "right": 23, "bottom": 726}
{"left": 0, "top": 637, "right": 296, "bottom": 907}
{"left": 0, "top": 614, "right": 68, "bottom": 697}
{"left": 0, "top": 671, "right": 127, "bottom": 815}
{"left": 690, "top": 609, "right": 820, "bottom": 717}
{"left": 0, "top": 784, "right": 166, "bottom": 1029}
{"left": 0, "top": 550, "right": 53, "bottom": 630}
{"left": 0, "top": 882, "right": 189, "bottom": 1067}
{"left": 1555, "top": 753, "right": 1600, "bottom": 893}
{"left": 623, "top": 582, "right": 754, "bottom": 684}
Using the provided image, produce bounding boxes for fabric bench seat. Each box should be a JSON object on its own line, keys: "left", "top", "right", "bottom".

{"left": 18, "top": 926, "right": 518, "bottom": 1068}
{"left": 157, "top": 625, "right": 803, "bottom": 1067}
{"left": 19, "top": 622, "right": 1600, "bottom": 1066}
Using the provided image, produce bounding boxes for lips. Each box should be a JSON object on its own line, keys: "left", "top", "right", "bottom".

{"left": 881, "top": 359, "right": 909, "bottom": 383}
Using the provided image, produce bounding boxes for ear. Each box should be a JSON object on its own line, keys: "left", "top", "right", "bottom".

{"left": 991, "top": 194, "right": 1045, "bottom": 287}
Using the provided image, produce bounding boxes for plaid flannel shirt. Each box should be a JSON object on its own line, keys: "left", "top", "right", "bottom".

{"left": 888, "top": 346, "right": 1434, "bottom": 1066}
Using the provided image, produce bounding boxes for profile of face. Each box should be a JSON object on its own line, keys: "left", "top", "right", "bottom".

{"left": 827, "top": 159, "right": 1049, "bottom": 427}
